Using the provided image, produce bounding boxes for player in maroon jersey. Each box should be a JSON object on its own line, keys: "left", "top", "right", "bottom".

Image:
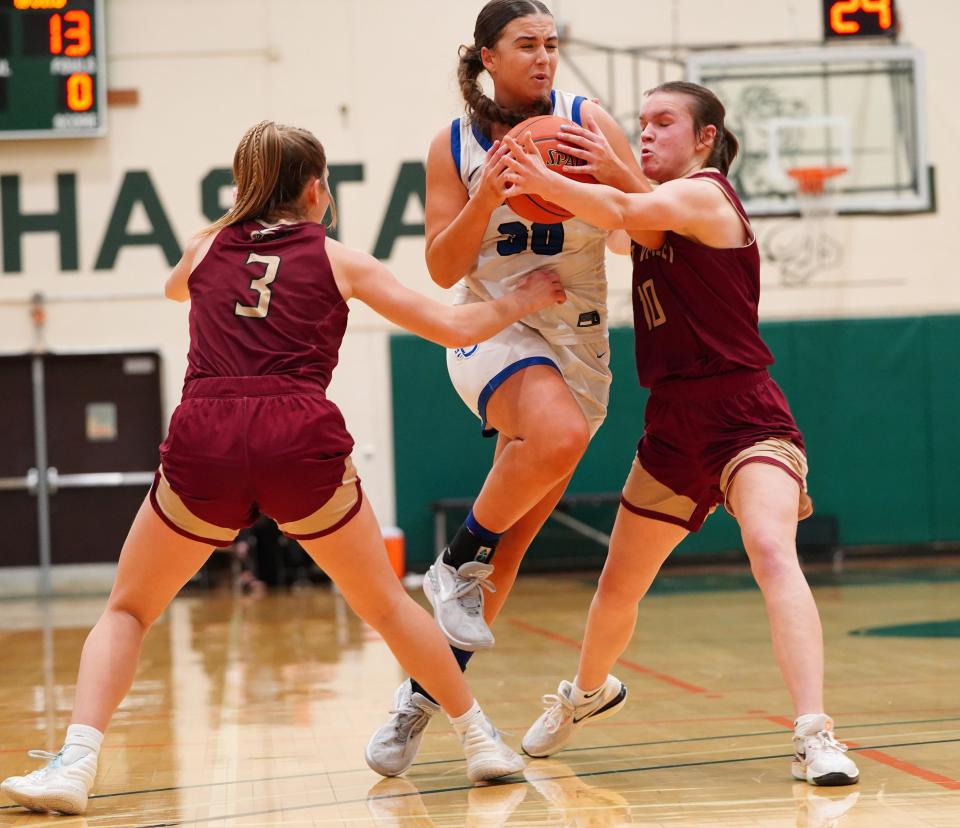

{"left": 502, "top": 82, "right": 859, "bottom": 786}
{"left": 0, "top": 121, "right": 567, "bottom": 815}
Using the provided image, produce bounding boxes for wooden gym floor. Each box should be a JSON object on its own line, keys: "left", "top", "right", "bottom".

{"left": 0, "top": 556, "right": 958, "bottom": 826}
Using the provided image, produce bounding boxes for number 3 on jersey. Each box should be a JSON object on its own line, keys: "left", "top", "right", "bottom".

{"left": 235, "top": 253, "right": 280, "bottom": 319}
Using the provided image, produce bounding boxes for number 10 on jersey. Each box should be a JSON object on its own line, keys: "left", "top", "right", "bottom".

{"left": 637, "top": 278, "right": 666, "bottom": 330}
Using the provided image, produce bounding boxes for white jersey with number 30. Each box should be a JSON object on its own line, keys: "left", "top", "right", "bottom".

{"left": 450, "top": 90, "right": 609, "bottom": 346}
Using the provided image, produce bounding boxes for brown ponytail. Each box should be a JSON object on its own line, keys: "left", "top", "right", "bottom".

{"left": 711, "top": 126, "right": 740, "bottom": 176}
{"left": 645, "top": 81, "right": 740, "bottom": 175}
{"left": 206, "top": 121, "right": 334, "bottom": 234}
{"left": 457, "top": 0, "right": 553, "bottom": 139}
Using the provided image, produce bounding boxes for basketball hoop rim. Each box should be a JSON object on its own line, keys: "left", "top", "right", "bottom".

{"left": 786, "top": 165, "right": 848, "bottom": 194}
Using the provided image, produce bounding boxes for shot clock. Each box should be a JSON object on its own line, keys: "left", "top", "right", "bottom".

{"left": 0, "top": 0, "right": 105, "bottom": 139}
{"left": 823, "top": 0, "right": 898, "bottom": 41}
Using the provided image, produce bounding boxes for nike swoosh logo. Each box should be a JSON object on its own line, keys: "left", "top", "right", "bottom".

{"left": 595, "top": 352, "right": 606, "bottom": 359}
{"left": 467, "top": 166, "right": 482, "bottom": 182}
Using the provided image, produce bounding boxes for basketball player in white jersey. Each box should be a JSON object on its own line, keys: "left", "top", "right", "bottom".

{"left": 365, "top": 0, "right": 647, "bottom": 777}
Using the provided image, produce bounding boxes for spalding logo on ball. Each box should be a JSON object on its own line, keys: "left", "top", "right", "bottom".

{"left": 504, "top": 114, "right": 597, "bottom": 224}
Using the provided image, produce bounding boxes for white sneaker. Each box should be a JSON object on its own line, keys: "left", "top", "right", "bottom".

{"left": 365, "top": 680, "right": 441, "bottom": 777}
{"left": 423, "top": 553, "right": 496, "bottom": 651}
{"left": 1, "top": 747, "right": 98, "bottom": 814}
{"left": 522, "top": 676, "right": 627, "bottom": 758}
{"left": 460, "top": 717, "right": 525, "bottom": 784}
{"left": 792, "top": 718, "right": 859, "bottom": 786}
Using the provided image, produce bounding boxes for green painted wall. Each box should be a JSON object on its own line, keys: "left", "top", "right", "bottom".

{"left": 391, "top": 315, "right": 960, "bottom": 568}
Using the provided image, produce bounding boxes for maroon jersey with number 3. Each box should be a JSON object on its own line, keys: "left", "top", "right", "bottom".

{"left": 185, "top": 221, "right": 347, "bottom": 388}
{"left": 630, "top": 171, "right": 773, "bottom": 390}
{"left": 154, "top": 220, "right": 357, "bottom": 539}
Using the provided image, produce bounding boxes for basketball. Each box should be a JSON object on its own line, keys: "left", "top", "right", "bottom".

{"left": 504, "top": 114, "right": 597, "bottom": 224}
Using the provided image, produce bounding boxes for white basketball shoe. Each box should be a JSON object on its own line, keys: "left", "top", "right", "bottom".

{"left": 452, "top": 704, "right": 525, "bottom": 783}
{"left": 522, "top": 675, "right": 627, "bottom": 758}
{"left": 792, "top": 715, "right": 860, "bottom": 786}
{"left": 423, "top": 553, "right": 496, "bottom": 651}
{"left": 365, "top": 680, "right": 440, "bottom": 777}
{"left": 1, "top": 746, "right": 98, "bottom": 814}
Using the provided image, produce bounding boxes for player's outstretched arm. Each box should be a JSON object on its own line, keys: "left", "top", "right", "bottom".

{"left": 327, "top": 239, "right": 564, "bottom": 348}
{"left": 560, "top": 103, "right": 650, "bottom": 194}
{"left": 503, "top": 134, "right": 706, "bottom": 235}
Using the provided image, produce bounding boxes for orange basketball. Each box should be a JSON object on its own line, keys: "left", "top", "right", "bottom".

{"left": 504, "top": 114, "right": 596, "bottom": 224}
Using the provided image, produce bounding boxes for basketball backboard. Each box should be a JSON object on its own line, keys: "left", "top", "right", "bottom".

{"left": 686, "top": 45, "right": 930, "bottom": 216}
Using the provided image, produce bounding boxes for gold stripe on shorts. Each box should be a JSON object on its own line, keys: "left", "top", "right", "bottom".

{"left": 279, "top": 457, "right": 360, "bottom": 538}
{"left": 154, "top": 469, "right": 237, "bottom": 544}
{"left": 621, "top": 455, "right": 712, "bottom": 528}
{"left": 720, "top": 437, "right": 813, "bottom": 520}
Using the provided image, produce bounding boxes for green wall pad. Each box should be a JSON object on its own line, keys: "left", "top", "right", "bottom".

{"left": 391, "top": 315, "right": 960, "bottom": 568}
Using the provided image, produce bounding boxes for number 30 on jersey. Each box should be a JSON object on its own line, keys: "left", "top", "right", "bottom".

{"left": 496, "top": 221, "right": 564, "bottom": 256}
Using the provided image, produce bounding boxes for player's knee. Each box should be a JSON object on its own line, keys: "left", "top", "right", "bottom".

{"left": 534, "top": 418, "right": 590, "bottom": 475}
{"left": 744, "top": 532, "right": 798, "bottom": 584}
{"left": 103, "top": 602, "right": 154, "bottom": 635}
{"left": 595, "top": 570, "right": 638, "bottom": 609}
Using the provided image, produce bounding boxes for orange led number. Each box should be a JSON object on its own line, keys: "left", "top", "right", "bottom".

{"left": 862, "top": 0, "right": 893, "bottom": 28}
{"left": 66, "top": 73, "right": 94, "bottom": 111}
{"left": 830, "top": 0, "right": 893, "bottom": 35}
{"left": 48, "top": 11, "right": 62, "bottom": 52}
{"left": 48, "top": 10, "right": 92, "bottom": 56}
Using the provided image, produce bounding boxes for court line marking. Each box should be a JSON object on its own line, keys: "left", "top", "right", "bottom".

{"left": 508, "top": 616, "right": 960, "bottom": 791}
{"left": 507, "top": 618, "right": 709, "bottom": 694}
{"left": 3, "top": 731, "right": 957, "bottom": 814}
{"left": 844, "top": 746, "right": 960, "bottom": 791}
{"left": 11, "top": 737, "right": 950, "bottom": 827}
{"left": 556, "top": 716, "right": 960, "bottom": 756}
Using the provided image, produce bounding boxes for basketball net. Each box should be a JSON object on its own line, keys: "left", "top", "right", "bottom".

{"left": 786, "top": 165, "right": 847, "bottom": 222}
{"left": 765, "top": 165, "right": 847, "bottom": 285}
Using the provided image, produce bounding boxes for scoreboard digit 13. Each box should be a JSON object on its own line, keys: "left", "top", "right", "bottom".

{"left": 0, "top": 0, "right": 105, "bottom": 139}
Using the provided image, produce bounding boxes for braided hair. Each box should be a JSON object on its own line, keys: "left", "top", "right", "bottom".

{"left": 207, "top": 121, "right": 335, "bottom": 233}
{"left": 458, "top": 0, "right": 554, "bottom": 139}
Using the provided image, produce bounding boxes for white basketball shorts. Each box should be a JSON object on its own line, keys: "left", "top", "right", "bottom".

{"left": 447, "top": 320, "right": 611, "bottom": 438}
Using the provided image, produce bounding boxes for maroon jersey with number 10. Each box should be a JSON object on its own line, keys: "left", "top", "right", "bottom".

{"left": 630, "top": 170, "right": 773, "bottom": 391}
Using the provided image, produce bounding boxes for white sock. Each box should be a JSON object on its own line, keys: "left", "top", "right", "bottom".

{"left": 60, "top": 723, "right": 104, "bottom": 765}
{"left": 794, "top": 713, "right": 833, "bottom": 738}
{"left": 570, "top": 677, "right": 606, "bottom": 706}
{"left": 448, "top": 700, "right": 484, "bottom": 736}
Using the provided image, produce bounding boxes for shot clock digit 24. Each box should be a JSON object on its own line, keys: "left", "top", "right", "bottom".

{"left": 0, "top": 0, "right": 105, "bottom": 139}
{"left": 822, "top": 0, "right": 898, "bottom": 41}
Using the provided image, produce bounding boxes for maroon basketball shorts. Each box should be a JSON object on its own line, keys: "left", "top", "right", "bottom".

{"left": 150, "top": 376, "right": 360, "bottom": 546}
{"left": 621, "top": 369, "right": 812, "bottom": 532}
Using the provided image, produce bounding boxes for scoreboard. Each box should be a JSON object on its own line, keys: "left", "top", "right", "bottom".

{"left": 0, "top": 0, "right": 105, "bottom": 139}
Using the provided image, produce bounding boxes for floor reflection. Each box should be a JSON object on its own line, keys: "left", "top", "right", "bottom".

{"left": 366, "top": 775, "right": 529, "bottom": 828}
{"left": 794, "top": 783, "right": 860, "bottom": 828}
